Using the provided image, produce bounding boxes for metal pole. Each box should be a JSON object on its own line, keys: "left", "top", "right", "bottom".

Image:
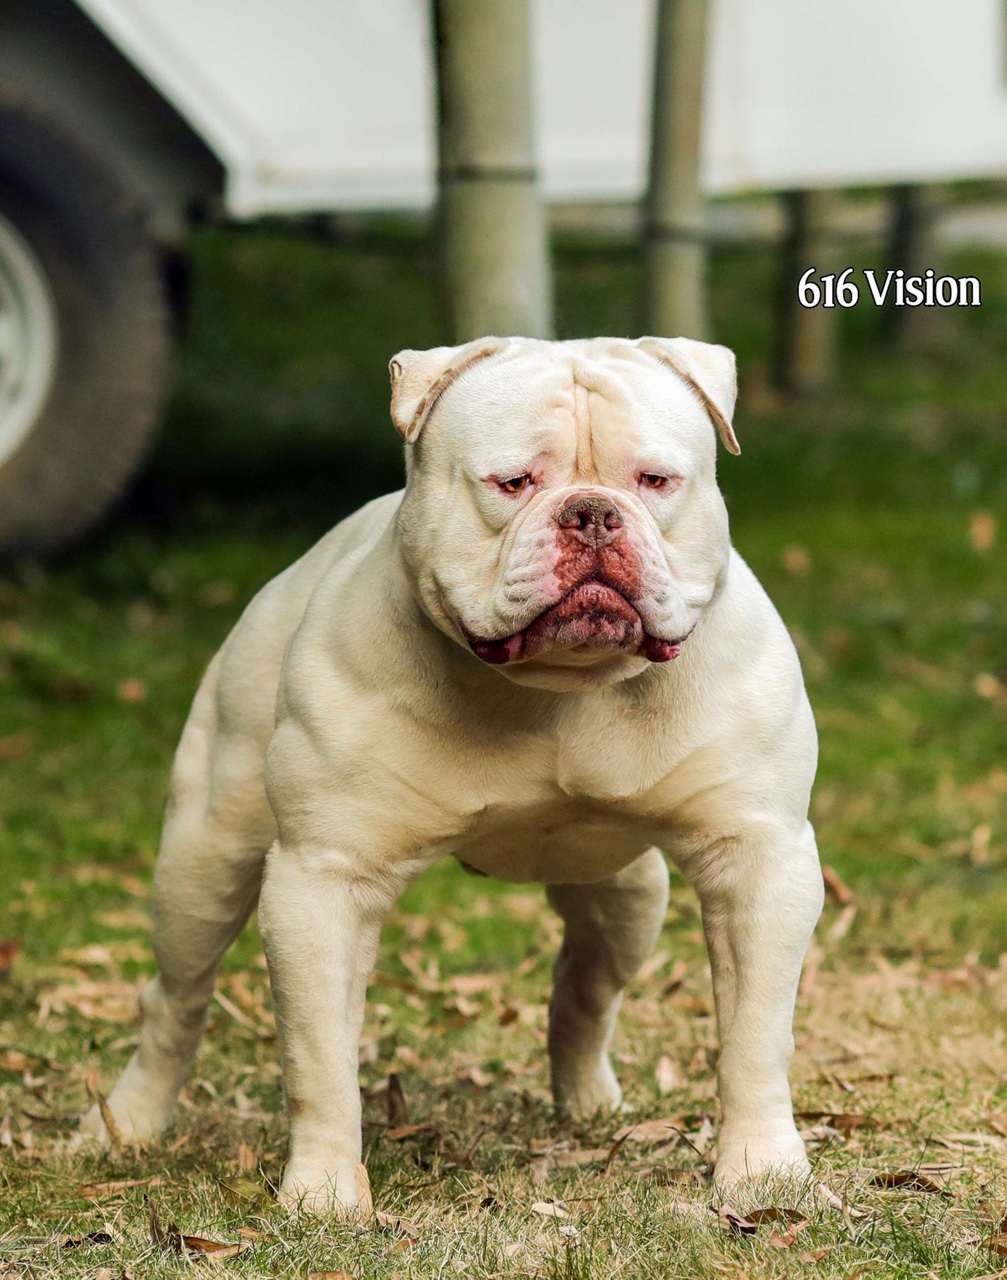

{"left": 432, "top": 0, "right": 553, "bottom": 341}
{"left": 644, "top": 0, "right": 710, "bottom": 339}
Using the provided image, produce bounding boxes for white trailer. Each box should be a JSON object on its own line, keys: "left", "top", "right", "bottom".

{"left": 1, "top": 0, "right": 1004, "bottom": 549}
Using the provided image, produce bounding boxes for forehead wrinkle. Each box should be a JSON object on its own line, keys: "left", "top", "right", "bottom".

{"left": 570, "top": 359, "right": 601, "bottom": 483}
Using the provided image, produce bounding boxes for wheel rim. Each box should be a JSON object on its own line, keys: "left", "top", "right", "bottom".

{"left": 0, "top": 209, "right": 59, "bottom": 469}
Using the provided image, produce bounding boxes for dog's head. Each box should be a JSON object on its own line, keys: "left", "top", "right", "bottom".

{"left": 391, "top": 337, "right": 739, "bottom": 691}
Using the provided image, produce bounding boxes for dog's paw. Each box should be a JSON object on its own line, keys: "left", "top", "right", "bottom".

{"left": 553, "top": 1055, "right": 623, "bottom": 1117}
{"left": 278, "top": 1161, "right": 373, "bottom": 1220}
{"left": 713, "top": 1133, "right": 811, "bottom": 1187}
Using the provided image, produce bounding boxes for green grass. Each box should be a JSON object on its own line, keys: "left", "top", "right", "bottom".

{"left": 0, "top": 216, "right": 1006, "bottom": 1277}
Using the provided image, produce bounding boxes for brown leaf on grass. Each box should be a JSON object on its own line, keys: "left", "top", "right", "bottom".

{"left": 744, "top": 1207, "right": 808, "bottom": 1225}
{"left": 936, "top": 1131, "right": 1007, "bottom": 1150}
{"left": 799, "top": 1247, "right": 832, "bottom": 1262}
{"left": 714, "top": 1204, "right": 758, "bottom": 1235}
{"left": 604, "top": 1129, "right": 635, "bottom": 1172}
{"left": 983, "top": 1234, "right": 1007, "bottom": 1258}
{"left": 0, "top": 1049, "right": 41, "bottom": 1073}
{"left": 386, "top": 1072, "right": 409, "bottom": 1126}
{"left": 97, "top": 1093, "right": 121, "bottom": 1145}
{"left": 374, "top": 1209, "right": 423, "bottom": 1235}
{"left": 988, "top": 1113, "right": 1007, "bottom": 1137}
{"left": 715, "top": 1205, "right": 808, "bottom": 1239}
{"left": 531, "top": 1199, "right": 569, "bottom": 1218}
{"left": 447, "top": 973, "right": 499, "bottom": 996}
{"left": 386, "top": 1122, "right": 438, "bottom": 1141}
{"left": 147, "top": 1195, "right": 250, "bottom": 1258}
{"left": 548, "top": 1148, "right": 608, "bottom": 1170}
{"left": 0, "top": 939, "right": 20, "bottom": 973}
{"left": 40, "top": 977, "right": 142, "bottom": 1022}
{"left": 355, "top": 1162, "right": 374, "bottom": 1223}
{"left": 235, "top": 1140, "right": 257, "bottom": 1172}
{"left": 869, "top": 1170, "right": 949, "bottom": 1194}
{"left": 61, "top": 1230, "right": 114, "bottom": 1249}
{"left": 796, "top": 1111, "right": 877, "bottom": 1137}
{"left": 308, "top": 1272, "right": 358, "bottom": 1279}
{"left": 217, "top": 1175, "right": 266, "bottom": 1208}
{"left": 612, "top": 1116, "right": 686, "bottom": 1144}
{"left": 0, "top": 731, "right": 34, "bottom": 761}
{"left": 116, "top": 677, "right": 147, "bottom": 704}
{"left": 655, "top": 1054, "right": 683, "bottom": 1094}
{"left": 637, "top": 949, "right": 672, "bottom": 981}
{"left": 768, "top": 1220, "right": 810, "bottom": 1248}
{"left": 75, "top": 1176, "right": 163, "bottom": 1199}
{"left": 970, "top": 510, "right": 997, "bottom": 553}
{"left": 822, "top": 865, "right": 855, "bottom": 905}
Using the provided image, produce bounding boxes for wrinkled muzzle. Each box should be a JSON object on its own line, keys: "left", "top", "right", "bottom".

{"left": 464, "top": 490, "right": 689, "bottom": 666}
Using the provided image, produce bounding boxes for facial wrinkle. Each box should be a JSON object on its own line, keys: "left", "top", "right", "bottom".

{"left": 570, "top": 362, "right": 600, "bottom": 483}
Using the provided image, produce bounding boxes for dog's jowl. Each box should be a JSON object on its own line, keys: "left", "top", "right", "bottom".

{"left": 82, "top": 337, "right": 823, "bottom": 1213}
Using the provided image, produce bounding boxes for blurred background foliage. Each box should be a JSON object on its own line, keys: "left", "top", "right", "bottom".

{"left": 0, "top": 215, "right": 1005, "bottom": 975}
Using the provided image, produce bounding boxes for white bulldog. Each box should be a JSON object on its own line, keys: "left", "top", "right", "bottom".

{"left": 82, "top": 336, "right": 823, "bottom": 1212}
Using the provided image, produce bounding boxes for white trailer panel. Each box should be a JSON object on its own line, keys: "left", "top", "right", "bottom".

{"left": 75, "top": 0, "right": 1007, "bottom": 216}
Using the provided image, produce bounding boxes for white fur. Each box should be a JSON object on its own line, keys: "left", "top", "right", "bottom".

{"left": 81, "top": 337, "right": 822, "bottom": 1212}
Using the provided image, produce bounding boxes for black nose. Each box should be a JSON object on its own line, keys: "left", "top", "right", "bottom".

{"left": 557, "top": 493, "right": 624, "bottom": 544}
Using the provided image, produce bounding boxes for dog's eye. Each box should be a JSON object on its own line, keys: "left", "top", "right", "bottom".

{"left": 498, "top": 474, "right": 533, "bottom": 495}
{"left": 639, "top": 473, "right": 669, "bottom": 490}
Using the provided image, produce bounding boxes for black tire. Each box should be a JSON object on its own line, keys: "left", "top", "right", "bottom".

{"left": 0, "top": 96, "right": 170, "bottom": 554}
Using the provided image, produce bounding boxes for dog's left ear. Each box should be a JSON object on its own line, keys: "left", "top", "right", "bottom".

{"left": 636, "top": 336, "right": 740, "bottom": 456}
{"left": 389, "top": 337, "right": 509, "bottom": 444}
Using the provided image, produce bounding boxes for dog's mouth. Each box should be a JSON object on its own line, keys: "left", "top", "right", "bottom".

{"left": 464, "top": 580, "right": 690, "bottom": 666}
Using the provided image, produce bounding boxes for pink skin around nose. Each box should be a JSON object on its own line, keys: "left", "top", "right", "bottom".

{"left": 464, "top": 492, "right": 690, "bottom": 666}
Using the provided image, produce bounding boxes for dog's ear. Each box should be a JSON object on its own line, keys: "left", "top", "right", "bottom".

{"left": 636, "top": 337, "right": 740, "bottom": 455}
{"left": 389, "top": 338, "right": 509, "bottom": 444}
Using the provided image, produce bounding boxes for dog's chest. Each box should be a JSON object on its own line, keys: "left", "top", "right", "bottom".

{"left": 447, "top": 696, "right": 681, "bottom": 884}
{"left": 452, "top": 794, "right": 662, "bottom": 884}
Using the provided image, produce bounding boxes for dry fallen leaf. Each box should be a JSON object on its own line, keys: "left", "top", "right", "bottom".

{"left": 308, "top": 1272, "right": 358, "bottom": 1280}
{"left": 869, "top": 1170, "right": 949, "bottom": 1194}
{"left": 97, "top": 1093, "right": 121, "bottom": 1145}
{"left": 612, "top": 1116, "right": 686, "bottom": 1144}
{"left": 796, "top": 1111, "right": 875, "bottom": 1138}
{"left": 355, "top": 1162, "right": 374, "bottom": 1223}
{"left": 0, "top": 731, "right": 34, "bottom": 761}
{"left": 385, "top": 1122, "right": 437, "bottom": 1141}
{"left": 715, "top": 1204, "right": 757, "bottom": 1235}
{"left": 799, "top": 1247, "right": 832, "bottom": 1261}
{"left": 0, "top": 939, "right": 20, "bottom": 973}
{"left": 75, "top": 1176, "right": 163, "bottom": 1199}
{"left": 0, "top": 1049, "right": 42, "bottom": 1073}
{"left": 386, "top": 1072, "right": 409, "bottom": 1127}
{"left": 970, "top": 510, "right": 997, "bottom": 553}
{"left": 61, "top": 1230, "right": 114, "bottom": 1249}
{"left": 982, "top": 1234, "right": 1007, "bottom": 1258}
{"left": 531, "top": 1200, "right": 569, "bottom": 1218}
{"left": 116, "top": 677, "right": 147, "bottom": 703}
{"left": 147, "top": 1195, "right": 250, "bottom": 1258}
{"left": 822, "top": 865, "right": 855, "bottom": 905}
{"left": 782, "top": 544, "right": 811, "bottom": 576}
{"left": 655, "top": 1054, "right": 683, "bottom": 1094}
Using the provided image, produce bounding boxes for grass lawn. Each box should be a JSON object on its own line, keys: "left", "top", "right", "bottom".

{"left": 0, "top": 216, "right": 1006, "bottom": 1278}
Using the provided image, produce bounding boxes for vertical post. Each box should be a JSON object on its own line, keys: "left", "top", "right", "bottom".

{"left": 882, "top": 183, "right": 942, "bottom": 348}
{"left": 644, "top": 0, "right": 710, "bottom": 339}
{"left": 773, "top": 189, "right": 839, "bottom": 395}
{"left": 432, "top": 0, "right": 553, "bottom": 342}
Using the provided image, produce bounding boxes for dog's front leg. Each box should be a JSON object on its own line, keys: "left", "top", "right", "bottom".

{"left": 691, "top": 823, "right": 823, "bottom": 1186}
{"left": 258, "top": 842, "right": 406, "bottom": 1215}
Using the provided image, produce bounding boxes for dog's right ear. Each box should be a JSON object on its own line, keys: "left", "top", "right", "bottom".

{"left": 389, "top": 338, "right": 509, "bottom": 444}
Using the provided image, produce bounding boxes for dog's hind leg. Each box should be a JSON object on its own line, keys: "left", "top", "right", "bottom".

{"left": 546, "top": 846, "right": 669, "bottom": 1115}
{"left": 81, "top": 661, "right": 276, "bottom": 1142}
